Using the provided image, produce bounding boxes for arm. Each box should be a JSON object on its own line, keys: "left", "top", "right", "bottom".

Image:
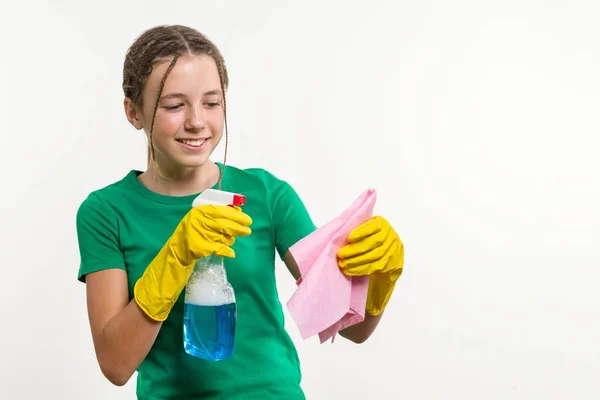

{"left": 77, "top": 194, "right": 252, "bottom": 386}
{"left": 282, "top": 251, "right": 382, "bottom": 344}
{"left": 76, "top": 195, "right": 159, "bottom": 386}
{"left": 86, "top": 269, "right": 162, "bottom": 386}
{"left": 338, "top": 311, "right": 383, "bottom": 344}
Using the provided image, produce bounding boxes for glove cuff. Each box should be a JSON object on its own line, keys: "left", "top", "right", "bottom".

{"left": 133, "top": 245, "right": 194, "bottom": 322}
{"left": 365, "top": 273, "right": 399, "bottom": 316}
{"left": 134, "top": 277, "right": 173, "bottom": 322}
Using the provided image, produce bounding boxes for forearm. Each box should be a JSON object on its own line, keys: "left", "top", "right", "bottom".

{"left": 339, "top": 310, "right": 384, "bottom": 344}
{"left": 97, "top": 300, "right": 162, "bottom": 386}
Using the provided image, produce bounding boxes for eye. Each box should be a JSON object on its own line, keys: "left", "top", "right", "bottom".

{"left": 164, "top": 104, "right": 183, "bottom": 111}
{"left": 205, "top": 102, "right": 221, "bottom": 108}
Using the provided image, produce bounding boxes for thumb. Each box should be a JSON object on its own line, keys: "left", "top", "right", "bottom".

{"left": 213, "top": 244, "right": 235, "bottom": 259}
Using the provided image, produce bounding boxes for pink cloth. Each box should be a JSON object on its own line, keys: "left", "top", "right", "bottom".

{"left": 286, "top": 189, "right": 377, "bottom": 343}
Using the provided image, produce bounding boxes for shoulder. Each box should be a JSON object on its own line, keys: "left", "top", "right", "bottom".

{"left": 223, "top": 162, "right": 309, "bottom": 207}
{"left": 222, "top": 164, "right": 290, "bottom": 188}
{"left": 81, "top": 170, "right": 138, "bottom": 205}
{"left": 76, "top": 174, "right": 135, "bottom": 282}
{"left": 222, "top": 164, "right": 310, "bottom": 209}
{"left": 76, "top": 171, "right": 139, "bottom": 230}
{"left": 222, "top": 164, "right": 304, "bottom": 206}
{"left": 77, "top": 170, "right": 140, "bottom": 217}
{"left": 221, "top": 164, "right": 300, "bottom": 200}
{"left": 223, "top": 165, "right": 316, "bottom": 257}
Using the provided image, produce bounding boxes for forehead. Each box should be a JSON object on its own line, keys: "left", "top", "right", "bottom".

{"left": 145, "top": 54, "right": 221, "bottom": 99}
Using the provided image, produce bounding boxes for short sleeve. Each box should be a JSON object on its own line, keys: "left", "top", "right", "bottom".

{"left": 76, "top": 193, "right": 126, "bottom": 282}
{"left": 268, "top": 175, "right": 317, "bottom": 259}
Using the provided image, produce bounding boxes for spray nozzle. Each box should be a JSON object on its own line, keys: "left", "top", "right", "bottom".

{"left": 192, "top": 189, "right": 246, "bottom": 208}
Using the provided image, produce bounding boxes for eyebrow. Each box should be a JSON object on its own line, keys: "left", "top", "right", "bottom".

{"left": 160, "top": 90, "right": 222, "bottom": 101}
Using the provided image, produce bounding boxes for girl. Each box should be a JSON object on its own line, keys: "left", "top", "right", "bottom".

{"left": 76, "top": 24, "right": 404, "bottom": 400}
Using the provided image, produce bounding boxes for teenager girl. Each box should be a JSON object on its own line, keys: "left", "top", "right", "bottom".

{"left": 76, "top": 24, "right": 404, "bottom": 400}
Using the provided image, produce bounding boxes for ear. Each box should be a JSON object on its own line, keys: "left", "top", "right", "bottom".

{"left": 124, "top": 97, "right": 144, "bottom": 130}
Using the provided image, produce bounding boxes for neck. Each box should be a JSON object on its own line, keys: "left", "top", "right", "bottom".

{"left": 139, "top": 161, "right": 221, "bottom": 197}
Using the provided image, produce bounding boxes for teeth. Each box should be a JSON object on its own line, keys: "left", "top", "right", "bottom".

{"left": 180, "top": 139, "right": 206, "bottom": 147}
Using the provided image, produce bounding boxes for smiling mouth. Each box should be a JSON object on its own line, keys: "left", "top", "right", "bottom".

{"left": 177, "top": 138, "right": 207, "bottom": 147}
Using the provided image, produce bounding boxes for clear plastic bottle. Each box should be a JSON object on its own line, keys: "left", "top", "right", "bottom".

{"left": 183, "top": 189, "right": 246, "bottom": 361}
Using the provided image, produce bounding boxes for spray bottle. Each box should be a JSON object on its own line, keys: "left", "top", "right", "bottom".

{"left": 182, "top": 189, "right": 246, "bottom": 361}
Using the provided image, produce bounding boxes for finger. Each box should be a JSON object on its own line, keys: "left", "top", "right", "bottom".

{"left": 347, "top": 216, "right": 384, "bottom": 243}
{"left": 339, "top": 243, "right": 388, "bottom": 270}
{"left": 214, "top": 245, "right": 235, "bottom": 258}
{"left": 340, "top": 261, "right": 375, "bottom": 277}
{"left": 189, "top": 240, "right": 235, "bottom": 260}
{"left": 197, "top": 205, "right": 253, "bottom": 227}
{"left": 338, "top": 223, "right": 390, "bottom": 259}
{"left": 342, "top": 240, "right": 401, "bottom": 274}
{"left": 337, "top": 241, "right": 373, "bottom": 261}
{"left": 212, "top": 233, "right": 235, "bottom": 247}
{"left": 209, "top": 243, "right": 235, "bottom": 258}
{"left": 191, "top": 206, "right": 252, "bottom": 236}
{"left": 204, "top": 218, "right": 252, "bottom": 237}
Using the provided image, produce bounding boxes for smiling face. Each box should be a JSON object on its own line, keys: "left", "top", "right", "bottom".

{"left": 125, "top": 54, "right": 225, "bottom": 175}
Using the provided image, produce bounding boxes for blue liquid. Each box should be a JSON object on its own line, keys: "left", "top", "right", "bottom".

{"left": 183, "top": 302, "right": 236, "bottom": 361}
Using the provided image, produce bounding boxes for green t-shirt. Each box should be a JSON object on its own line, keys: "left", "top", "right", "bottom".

{"left": 75, "top": 163, "right": 317, "bottom": 400}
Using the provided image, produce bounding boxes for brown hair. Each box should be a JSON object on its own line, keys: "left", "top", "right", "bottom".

{"left": 122, "top": 24, "right": 229, "bottom": 187}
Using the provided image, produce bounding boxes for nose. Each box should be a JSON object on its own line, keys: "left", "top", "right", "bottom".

{"left": 185, "top": 104, "right": 206, "bottom": 131}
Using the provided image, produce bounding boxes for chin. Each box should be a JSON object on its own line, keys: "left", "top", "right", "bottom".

{"left": 178, "top": 155, "right": 212, "bottom": 168}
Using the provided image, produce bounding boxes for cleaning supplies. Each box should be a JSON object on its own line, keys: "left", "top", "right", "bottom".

{"left": 183, "top": 189, "right": 247, "bottom": 361}
{"left": 134, "top": 198, "right": 250, "bottom": 323}
{"left": 286, "top": 189, "right": 376, "bottom": 343}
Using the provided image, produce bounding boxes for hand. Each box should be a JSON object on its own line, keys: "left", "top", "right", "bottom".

{"left": 134, "top": 205, "right": 252, "bottom": 321}
{"left": 337, "top": 216, "right": 404, "bottom": 315}
{"left": 174, "top": 205, "right": 253, "bottom": 264}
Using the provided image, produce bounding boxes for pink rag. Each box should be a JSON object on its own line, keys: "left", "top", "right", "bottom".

{"left": 286, "top": 189, "right": 377, "bottom": 343}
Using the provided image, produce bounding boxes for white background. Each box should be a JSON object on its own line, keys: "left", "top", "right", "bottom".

{"left": 1, "top": 0, "right": 599, "bottom": 399}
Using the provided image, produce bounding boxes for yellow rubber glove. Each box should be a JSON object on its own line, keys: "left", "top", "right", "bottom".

{"left": 337, "top": 216, "right": 404, "bottom": 316}
{"left": 134, "top": 205, "right": 252, "bottom": 321}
